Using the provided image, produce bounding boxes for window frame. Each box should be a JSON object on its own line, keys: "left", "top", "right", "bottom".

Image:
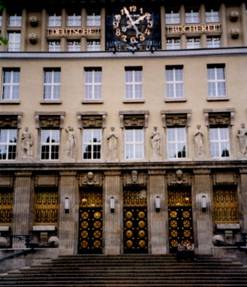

{"left": 165, "top": 65, "right": 184, "bottom": 100}
{"left": 207, "top": 64, "right": 227, "bottom": 99}
{"left": 48, "top": 14, "right": 61, "bottom": 27}
{"left": 86, "top": 12, "right": 101, "bottom": 27}
{"left": 209, "top": 127, "right": 230, "bottom": 159}
{"left": 124, "top": 67, "right": 143, "bottom": 101}
{"left": 40, "top": 129, "right": 60, "bottom": 161}
{"left": 1, "top": 68, "right": 20, "bottom": 101}
{"left": 8, "top": 14, "right": 22, "bottom": 27}
{"left": 165, "top": 10, "right": 180, "bottom": 24}
{"left": 67, "top": 13, "right": 81, "bottom": 27}
{"left": 166, "top": 38, "right": 181, "bottom": 50}
{"left": 86, "top": 40, "right": 101, "bottom": 51}
{"left": 82, "top": 128, "right": 102, "bottom": 160}
{"left": 8, "top": 32, "right": 21, "bottom": 52}
{"left": 167, "top": 127, "right": 187, "bottom": 159}
{"left": 43, "top": 68, "right": 61, "bottom": 101}
{"left": 124, "top": 128, "right": 145, "bottom": 160}
{"left": 67, "top": 40, "right": 81, "bottom": 52}
{"left": 205, "top": 9, "right": 220, "bottom": 23}
{"left": 185, "top": 10, "right": 200, "bottom": 24}
{"left": 0, "top": 128, "right": 17, "bottom": 161}
{"left": 84, "top": 67, "right": 102, "bottom": 101}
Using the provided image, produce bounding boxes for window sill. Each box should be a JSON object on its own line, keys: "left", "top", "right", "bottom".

{"left": 123, "top": 99, "right": 145, "bottom": 104}
{"left": 82, "top": 100, "right": 103, "bottom": 104}
{"left": 40, "top": 100, "right": 62, "bottom": 105}
{"left": 165, "top": 98, "right": 187, "bottom": 103}
{"left": 207, "top": 97, "right": 229, "bottom": 102}
{"left": 0, "top": 100, "right": 20, "bottom": 105}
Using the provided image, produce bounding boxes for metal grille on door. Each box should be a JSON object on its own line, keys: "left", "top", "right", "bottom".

{"left": 168, "top": 188, "right": 193, "bottom": 253}
{"left": 123, "top": 189, "right": 148, "bottom": 253}
{"left": 78, "top": 189, "right": 103, "bottom": 254}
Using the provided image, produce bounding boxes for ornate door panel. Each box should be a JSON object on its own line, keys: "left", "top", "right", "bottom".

{"left": 123, "top": 190, "right": 148, "bottom": 253}
{"left": 168, "top": 189, "right": 193, "bottom": 253}
{"left": 78, "top": 189, "right": 103, "bottom": 254}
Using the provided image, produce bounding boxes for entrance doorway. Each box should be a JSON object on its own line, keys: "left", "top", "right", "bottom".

{"left": 78, "top": 188, "right": 103, "bottom": 254}
{"left": 123, "top": 189, "right": 148, "bottom": 253}
{"left": 168, "top": 187, "right": 194, "bottom": 253}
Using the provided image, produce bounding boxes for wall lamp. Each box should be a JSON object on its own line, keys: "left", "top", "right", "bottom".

{"left": 155, "top": 196, "right": 161, "bottom": 212}
{"left": 110, "top": 196, "right": 115, "bottom": 213}
{"left": 201, "top": 195, "right": 207, "bottom": 211}
{"left": 64, "top": 197, "right": 70, "bottom": 214}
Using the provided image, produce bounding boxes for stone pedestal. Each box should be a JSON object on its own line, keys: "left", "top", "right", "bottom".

{"left": 104, "top": 171, "right": 121, "bottom": 255}
{"left": 59, "top": 172, "right": 78, "bottom": 255}
{"left": 193, "top": 169, "right": 213, "bottom": 255}
{"left": 13, "top": 172, "right": 32, "bottom": 248}
{"left": 149, "top": 171, "right": 167, "bottom": 254}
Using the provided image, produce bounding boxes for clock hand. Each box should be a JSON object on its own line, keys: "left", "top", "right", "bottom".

{"left": 123, "top": 7, "right": 141, "bottom": 36}
{"left": 133, "top": 14, "right": 149, "bottom": 25}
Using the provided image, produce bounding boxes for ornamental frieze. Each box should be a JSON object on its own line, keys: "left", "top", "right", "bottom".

{"left": 123, "top": 170, "right": 147, "bottom": 188}
{"left": 167, "top": 170, "right": 192, "bottom": 186}
{"left": 79, "top": 172, "right": 103, "bottom": 188}
{"left": 0, "top": 114, "right": 22, "bottom": 128}
{"left": 208, "top": 113, "right": 231, "bottom": 126}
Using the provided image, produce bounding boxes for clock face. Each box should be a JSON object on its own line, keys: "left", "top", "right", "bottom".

{"left": 113, "top": 5, "right": 153, "bottom": 46}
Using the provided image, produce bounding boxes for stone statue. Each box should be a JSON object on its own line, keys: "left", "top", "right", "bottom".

{"left": 237, "top": 123, "right": 247, "bottom": 156}
{"left": 21, "top": 127, "right": 33, "bottom": 159}
{"left": 150, "top": 126, "right": 161, "bottom": 160}
{"left": 107, "top": 127, "right": 118, "bottom": 161}
{"left": 194, "top": 125, "right": 204, "bottom": 158}
{"left": 65, "top": 126, "right": 76, "bottom": 160}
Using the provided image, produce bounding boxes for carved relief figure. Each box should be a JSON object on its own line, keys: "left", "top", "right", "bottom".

{"left": 150, "top": 126, "right": 161, "bottom": 160}
{"left": 65, "top": 126, "right": 76, "bottom": 160}
{"left": 194, "top": 125, "right": 204, "bottom": 158}
{"left": 107, "top": 127, "right": 118, "bottom": 161}
{"left": 21, "top": 127, "right": 33, "bottom": 159}
{"left": 237, "top": 123, "right": 247, "bottom": 156}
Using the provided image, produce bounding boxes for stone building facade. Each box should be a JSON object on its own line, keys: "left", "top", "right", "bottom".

{"left": 0, "top": 0, "right": 247, "bottom": 265}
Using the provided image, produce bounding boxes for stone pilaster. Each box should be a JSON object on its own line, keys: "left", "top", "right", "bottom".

{"left": 104, "top": 171, "right": 122, "bottom": 255}
{"left": 148, "top": 170, "right": 167, "bottom": 254}
{"left": 21, "top": 9, "right": 27, "bottom": 51}
{"left": 41, "top": 9, "right": 46, "bottom": 51}
{"left": 59, "top": 172, "right": 78, "bottom": 255}
{"left": 241, "top": 3, "right": 247, "bottom": 46}
{"left": 240, "top": 168, "right": 247, "bottom": 232}
{"left": 220, "top": 4, "right": 228, "bottom": 47}
{"left": 13, "top": 172, "right": 33, "bottom": 248}
{"left": 193, "top": 169, "right": 213, "bottom": 255}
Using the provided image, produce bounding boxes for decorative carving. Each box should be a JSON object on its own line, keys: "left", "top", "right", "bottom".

{"left": 123, "top": 171, "right": 147, "bottom": 188}
{"left": 163, "top": 114, "right": 188, "bottom": 127}
{"left": 107, "top": 127, "right": 119, "bottom": 161}
{"left": 119, "top": 111, "right": 149, "bottom": 128}
{"left": 79, "top": 172, "right": 103, "bottom": 187}
{"left": 28, "top": 33, "right": 38, "bottom": 44}
{"left": 150, "top": 126, "right": 161, "bottom": 161}
{"left": 29, "top": 15, "right": 39, "bottom": 27}
{"left": 21, "top": 127, "right": 33, "bottom": 160}
{"left": 34, "top": 190, "right": 58, "bottom": 224}
{"left": 123, "top": 190, "right": 147, "bottom": 207}
{"left": 193, "top": 125, "right": 204, "bottom": 158}
{"left": 80, "top": 189, "right": 103, "bottom": 208}
{"left": 64, "top": 126, "right": 76, "bottom": 161}
{"left": 0, "top": 190, "right": 13, "bottom": 224}
{"left": 237, "top": 123, "right": 247, "bottom": 156}
{"left": 229, "top": 10, "right": 240, "bottom": 22}
{"left": 0, "top": 115, "right": 18, "bottom": 128}
{"left": 167, "top": 170, "right": 192, "bottom": 186}
{"left": 39, "top": 115, "right": 61, "bottom": 128}
{"left": 230, "top": 28, "right": 240, "bottom": 39}
{"left": 213, "top": 188, "right": 239, "bottom": 224}
{"left": 208, "top": 113, "right": 231, "bottom": 126}
{"left": 77, "top": 113, "right": 107, "bottom": 129}
{"left": 168, "top": 189, "right": 192, "bottom": 207}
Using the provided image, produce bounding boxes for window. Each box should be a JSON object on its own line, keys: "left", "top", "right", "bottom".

{"left": 67, "top": 13, "right": 81, "bottom": 27}
{"left": 124, "top": 128, "right": 144, "bottom": 160}
{"left": 40, "top": 129, "right": 60, "bottom": 160}
{"left": 67, "top": 40, "right": 80, "bottom": 52}
{"left": 82, "top": 128, "right": 102, "bottom": 159}
{"left": 165, "top": 66, "right": 183, "bottom": 100}
{"left": 125, "top": 67, "right": 143, "bottom": 100}
{"left": 84, "top": 68, "right": 102, "bottom": 101}
{"left": 206, "top": 9, "right": 220, "bottom": 23}
{"left": 1, "top": 68, "right": 20, "bottom": 101}
{"left": 8, "top": 32, "right": 21, "bottom": 52}
{"left": 165, "top": 11, "right": 180, "bottom": 24}
{"left": 48, "top": 14, "right": 61, "bottom": 27}
{"left": 48, "top": 41, "right": 61, "bottom": 52}
{"left": 185, "top": 10, "right": 199, "bottom": 23}
{"left": 43, "top": 69, "right": 61, "bottom": 101}
{"left": 0, "top": 129, "right": 17, "bottom": 160}
{"left": 167, "top": 127, "right": 187, "bottom": 159}
{"left": 207, "top": 65, "right": 226, "bottom": 98}
{"left": 207, "top": 37, "right": 221, "bottom": 48}
{"left": 9, "top": 14, "right": 22, "bottom": 27}
{"left": 186, "top": 37, "right": 200, "bottom": 49}
{"left": 86, "top": 12, "right": 101, "bottom": 26}
{"left": 166, "top": 38, "right": 181, "bottom": 50}
{"left": 209, "top": 127, "right": 230, "bottom": 158}
{"left": 87, "top": 40, "right": 101, "bottom": 51}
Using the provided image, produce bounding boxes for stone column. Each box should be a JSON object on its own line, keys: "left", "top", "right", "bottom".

{"left": 104, "top": 171, "right": 122, "bottom": 255}
{"left": 12, "top": 172, "right": 33, "bottom": 248}
{"left": 59, "top": 172, "right": 78, "bottom": 255}
{"left": 240, "top": 168, "right": 247, "bottom": 232}
{"left": 220, "top": 4, "right": 228, "bottom": 47}
{"left": 161, "top": 6, "right": 166, "bottom": 50}
{"left": 193, "top": 169, "right": 213, "bottom": 255}
{"left": 149, "top": 170, "right": 167, "bottom": 254}
{"left": 21, "top": 9, "right": 27, "bottom": 51}
{"left": 41, "top": 9, "right": 47, "bottom": 51}
{"left": 100, "top": 8, "right": 105, "bottom": 51}
{"left": 81, "top": 8, "right": 87, "bottom": 51}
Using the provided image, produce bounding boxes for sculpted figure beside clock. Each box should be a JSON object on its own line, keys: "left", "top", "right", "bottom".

{"left": 113, "top": 5, "right": 153, "bottom": 47}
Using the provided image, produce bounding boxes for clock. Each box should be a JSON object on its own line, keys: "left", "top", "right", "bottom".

{"left": 113, "top": 5, "right": 153, "bottom": 46}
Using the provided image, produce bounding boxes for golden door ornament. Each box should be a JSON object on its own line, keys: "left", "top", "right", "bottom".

{"left": 213, "top": 188, "right": 239, "bottom": 224}
{"left": 0, "top": 190, "right": 13, "bottom": 223}
{"left": 34, "top": 190, "right": 58, "bottom": 224}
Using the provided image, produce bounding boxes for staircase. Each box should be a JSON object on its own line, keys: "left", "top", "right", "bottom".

{"left": 0, "top": 254, "right": 247, "bottom": 287}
